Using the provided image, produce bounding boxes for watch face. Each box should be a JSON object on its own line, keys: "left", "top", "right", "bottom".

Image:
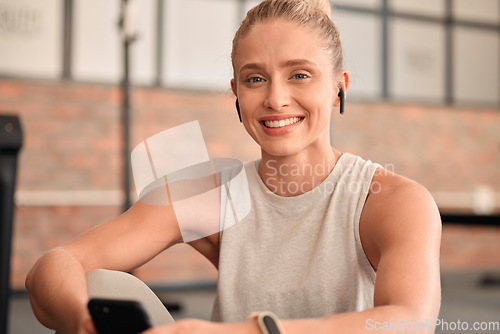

{"left": 262, "top": 314, "right": 282, "bottom": 334}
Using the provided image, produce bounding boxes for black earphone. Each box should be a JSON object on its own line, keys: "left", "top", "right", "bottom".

{"left": 338, "top": 87, "right": 345, "bottom": 115}
{"left": 236, "top": 88, "right": 345, "bottom": 122}
{"left": 236, "top": 99, "right": 242, "bottom": 122}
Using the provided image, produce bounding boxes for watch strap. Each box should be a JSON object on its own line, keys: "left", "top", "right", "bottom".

{"left": 249, "top": 311, "right": 285, "bottom": 334}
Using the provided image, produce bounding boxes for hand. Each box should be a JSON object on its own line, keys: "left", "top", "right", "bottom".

{"left": 58, "top": 312, "right": 97, "bottom": 334}
{"left": 141, "top": 318, "right": 261, "bottom": 334}
{"left": 76, "top": 315, "right": 97, "bottom": 334}
{"left": 142, "top": 319, "right": 217, "bottom": 334}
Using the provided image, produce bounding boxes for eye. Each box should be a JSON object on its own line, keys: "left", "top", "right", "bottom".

{"left": 246, "top": 76, "right": 265, "bottom": 83}
{"left": 292, "top": 73, "right": 309, "bottom": 80}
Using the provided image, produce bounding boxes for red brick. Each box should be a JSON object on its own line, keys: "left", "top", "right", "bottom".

{"left": 3, "top": 78, "right": 500, "bottom": 289}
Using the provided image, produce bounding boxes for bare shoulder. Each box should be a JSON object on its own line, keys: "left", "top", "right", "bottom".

{"left": 360, "top": 167, "right": 442, "bottom": 268}
{"left": 368, "top": 167, "right": 439, "bottom": 211}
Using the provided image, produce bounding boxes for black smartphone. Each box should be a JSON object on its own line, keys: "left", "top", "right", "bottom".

{"left": 88, "top": 298, "right": 152, "bottom": 334}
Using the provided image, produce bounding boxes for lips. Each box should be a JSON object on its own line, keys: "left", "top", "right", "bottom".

{"left": 257, "top": 116, "right": 305, "bottom": 138}
{"left": 260, "top": 116, "right": 304, "bottom": 129}
{"left": 262, "top": 116, "right": 302, "bottom": 128}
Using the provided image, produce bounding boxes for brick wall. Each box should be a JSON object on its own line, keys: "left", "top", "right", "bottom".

{"left": 1, "top": 78, "right": 499, "bottom": 290}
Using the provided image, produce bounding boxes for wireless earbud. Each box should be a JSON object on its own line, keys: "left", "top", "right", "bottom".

{"left": 338, "top": 87, "right": 345, "bottom": 114}
{"left": 235, "top": 99, "right": 242, "bottom": 122}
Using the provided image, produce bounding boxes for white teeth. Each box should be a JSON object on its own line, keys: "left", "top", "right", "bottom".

{"left": 264, "top": 117, "right": 302, "bottom": 128}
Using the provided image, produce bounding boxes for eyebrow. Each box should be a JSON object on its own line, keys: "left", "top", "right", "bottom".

{"left": 239, "top": 63, "right": 263, "bottom": 72}
{"left": 238, "top": 59, "right": 318, "bottom": 73}
{"left": 282, "top": 59, "right": 317, "bottom": 68}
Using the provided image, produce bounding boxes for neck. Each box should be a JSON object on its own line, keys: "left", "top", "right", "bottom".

{"left": 258, "top": 140, "right": 341, "bottom": 197}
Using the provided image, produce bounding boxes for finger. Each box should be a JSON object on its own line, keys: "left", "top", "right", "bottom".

{"left": 141, "top": 323, "right": 177, "bottom": 334}
{"left": 83, "top": 317, "right": 97, "bottom": 334}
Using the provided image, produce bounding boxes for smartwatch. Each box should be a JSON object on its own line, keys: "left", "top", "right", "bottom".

{"left": 249, "top": 311, "right": 285, "bottom": 334}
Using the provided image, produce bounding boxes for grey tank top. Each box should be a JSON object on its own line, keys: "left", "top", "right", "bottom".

{"left": 211, "top": 153, "right": 380, "bottom": 322}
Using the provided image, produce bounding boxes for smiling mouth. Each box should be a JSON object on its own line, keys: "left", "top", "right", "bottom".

{"left": 262, "top": 117, "right": 304, "bottom": 128}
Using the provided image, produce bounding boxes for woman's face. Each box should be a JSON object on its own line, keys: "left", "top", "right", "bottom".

{"left": 232, "top": 19, "right": 339, "bottom": 158}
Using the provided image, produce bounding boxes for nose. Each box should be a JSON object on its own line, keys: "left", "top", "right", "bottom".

{"left": 263, "top": 81, "right": 290, "bottom": 111}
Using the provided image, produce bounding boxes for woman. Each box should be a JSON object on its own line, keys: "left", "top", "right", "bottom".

{"left": 26, "top": 0, "right": 441, "bottom": 333}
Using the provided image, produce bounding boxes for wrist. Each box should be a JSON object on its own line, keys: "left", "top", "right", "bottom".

{"left": 52, "top": 299, "right": 90, "bottom": 334}
{"left": 219, "top": 320, "right": 261, "bottom": 334}
{"left": 249, "top": 311, "right": 285, "bottom": 334}
{"left": 68, "top": 301, "right": 93, "bottom": 334}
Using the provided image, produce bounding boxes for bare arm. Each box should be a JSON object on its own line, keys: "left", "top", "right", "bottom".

{"left": 280, "top": 174, "right": 442, "bottom": 333}
{"left": 25, "top": 201, "right": 182, "bottom": 334}
{"left": 145, "top": 172, "right": 442, "bottom": 334}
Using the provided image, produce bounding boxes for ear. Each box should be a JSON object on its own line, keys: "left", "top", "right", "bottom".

{"left": 333, "top": 70, "right": 350, "bottom": 106}
{"left": 340, "top": 70, "right": 350, "bottom": 92}
{"left": 231, "top": 79, "right": 237, "bottom": 97}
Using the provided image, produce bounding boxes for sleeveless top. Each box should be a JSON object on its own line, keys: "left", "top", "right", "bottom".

{"left": 211, "top": 153, "right": 380, "bottom": 322}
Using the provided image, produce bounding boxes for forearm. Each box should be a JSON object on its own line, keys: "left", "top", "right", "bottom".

{"left": 25, "top": 247, "right": 90, "bottom": 333}
{"left": 281, "top": 305, "right": 436, "bottom": 334}
{"left": 167, "top": 305, "right": 434, "bottom": 334}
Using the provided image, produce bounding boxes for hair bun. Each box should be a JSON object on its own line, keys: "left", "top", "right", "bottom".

{"left": 304, "top": 0, "right": 332, "bottom": 18}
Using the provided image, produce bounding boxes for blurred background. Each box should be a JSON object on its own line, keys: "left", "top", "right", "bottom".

{"left": 0, "top": 0, "right": 499, "bottom": 333}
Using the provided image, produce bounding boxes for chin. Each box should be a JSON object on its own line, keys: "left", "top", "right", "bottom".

{"left": 260, "top": 142, "right": 304, "bottom": 158}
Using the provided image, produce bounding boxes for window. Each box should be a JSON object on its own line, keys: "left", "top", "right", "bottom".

{"left": 0, "top": 0, "right": 63, "bottom": 79}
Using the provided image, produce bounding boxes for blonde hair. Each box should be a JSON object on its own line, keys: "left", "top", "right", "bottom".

{"left": 307, "top": 0, "right": 332, "bottom": 18}
{"left": 231, "top": 0, "right": 342, "bottom": 77}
